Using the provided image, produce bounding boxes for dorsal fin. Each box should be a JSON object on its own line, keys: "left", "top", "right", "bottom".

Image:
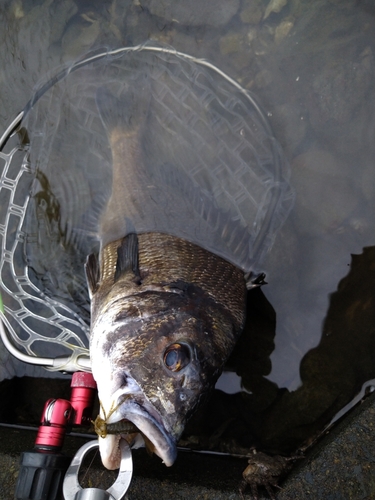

{"left": 85, "top": 253, "right": 100, "bottom": 295}
{"left": 114, "top": 233, "right": 141, "bottom": 283}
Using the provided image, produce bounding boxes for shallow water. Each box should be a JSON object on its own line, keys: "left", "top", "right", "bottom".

{"left": 0, "top": 0, "right": 374, "bottom": 454}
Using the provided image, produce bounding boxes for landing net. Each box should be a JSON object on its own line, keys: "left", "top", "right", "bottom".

{"left": 0, "top": 43, "right": 294, "bottom": 371}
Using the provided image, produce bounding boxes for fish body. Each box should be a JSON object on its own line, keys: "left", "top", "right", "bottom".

{"left": 87, "top": 83, "right": 248, "bottom": 468}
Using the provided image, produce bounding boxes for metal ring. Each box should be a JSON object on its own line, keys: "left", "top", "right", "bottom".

{"left": 63, "top": 439, "right": 133, "bottom": 500}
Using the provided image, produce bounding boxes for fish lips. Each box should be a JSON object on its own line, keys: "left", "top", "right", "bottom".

{"left": 102, "top": 397, "right": 177, "bottom": 468}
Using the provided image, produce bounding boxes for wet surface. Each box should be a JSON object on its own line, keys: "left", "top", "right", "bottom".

{"left": 2, "top": 386, "right": 375, "bottom": 499}
{"left": 0, "top": 0, "right": 374, "bottom": 480}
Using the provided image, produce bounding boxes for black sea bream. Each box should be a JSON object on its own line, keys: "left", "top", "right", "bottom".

{"left": 0, "top": 44, "right": 293, "bottom": 469}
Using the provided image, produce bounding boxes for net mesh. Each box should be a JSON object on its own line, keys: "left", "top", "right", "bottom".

{"left": 0, "top": 136, "right": 90, "bottom": 361}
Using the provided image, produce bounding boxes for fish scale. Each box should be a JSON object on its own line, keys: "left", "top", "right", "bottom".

{"left": 93, "top": 232, "right": 246, "bottom": 332}
{"left": 137, "top": 232, "right": 246, "bottom": 321}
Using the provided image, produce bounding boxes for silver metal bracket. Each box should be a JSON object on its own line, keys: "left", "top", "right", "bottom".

{"left": 63, "top": 439, "right": 133, "bottom": 500}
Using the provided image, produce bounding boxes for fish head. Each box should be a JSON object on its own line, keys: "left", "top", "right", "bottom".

{"left": 87, "top": 233, "right": 247, "bottom": 469}
{"left": 90, "top": 288, "right": 242, "bottom": 469}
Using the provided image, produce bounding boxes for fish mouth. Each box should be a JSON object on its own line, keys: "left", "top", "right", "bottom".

{"left": 98, "top": 396, "right": 177, "bottom": 469}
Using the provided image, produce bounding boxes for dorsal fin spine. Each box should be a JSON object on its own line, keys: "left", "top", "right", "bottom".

{"left": 114, "top": 233, "right": 140, "bottom": 282}
{"left": 85, "top": 253, "right": 100, "bottom": 295}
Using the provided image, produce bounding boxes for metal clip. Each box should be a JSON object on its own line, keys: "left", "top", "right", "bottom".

{"left": 63, "top": 439, "right": 133, "bottom": 500}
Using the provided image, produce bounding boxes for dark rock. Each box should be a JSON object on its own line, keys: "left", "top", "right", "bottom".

{"left": 139, "top": 0, "right": 240, "bottom": 27}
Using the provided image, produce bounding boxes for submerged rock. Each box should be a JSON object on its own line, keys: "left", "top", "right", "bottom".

{"left": 264, "top": 0, "right": 288, "bottom": 20}
{"left": 240, "top": 0, "right": 264, "bottom": 25}
{"left": 308, "top": 49, "right": 373, "bottom": 133}
{"left": 291, "top": 150, "right": 358, "bottom": 235}
{"left": 139, "top": 0, "right": 240, "bottom": 27}
{"left": 274, "top": 19, "right": 294, "bottom": 44}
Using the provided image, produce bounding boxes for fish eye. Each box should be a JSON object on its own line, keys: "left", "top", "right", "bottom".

{"left": 163, "top": 343, "right": 190, "bottom": 372}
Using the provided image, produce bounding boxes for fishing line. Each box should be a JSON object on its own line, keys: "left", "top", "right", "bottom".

{"left": 79, "top": 445, "right": 100, "bottom": 486}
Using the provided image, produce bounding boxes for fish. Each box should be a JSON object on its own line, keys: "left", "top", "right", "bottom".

{"left": 8, "top": 45, "right": 292, "bottom": 470}
{"left": 86, "top": 85, "right": 247, "bottom": 469}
